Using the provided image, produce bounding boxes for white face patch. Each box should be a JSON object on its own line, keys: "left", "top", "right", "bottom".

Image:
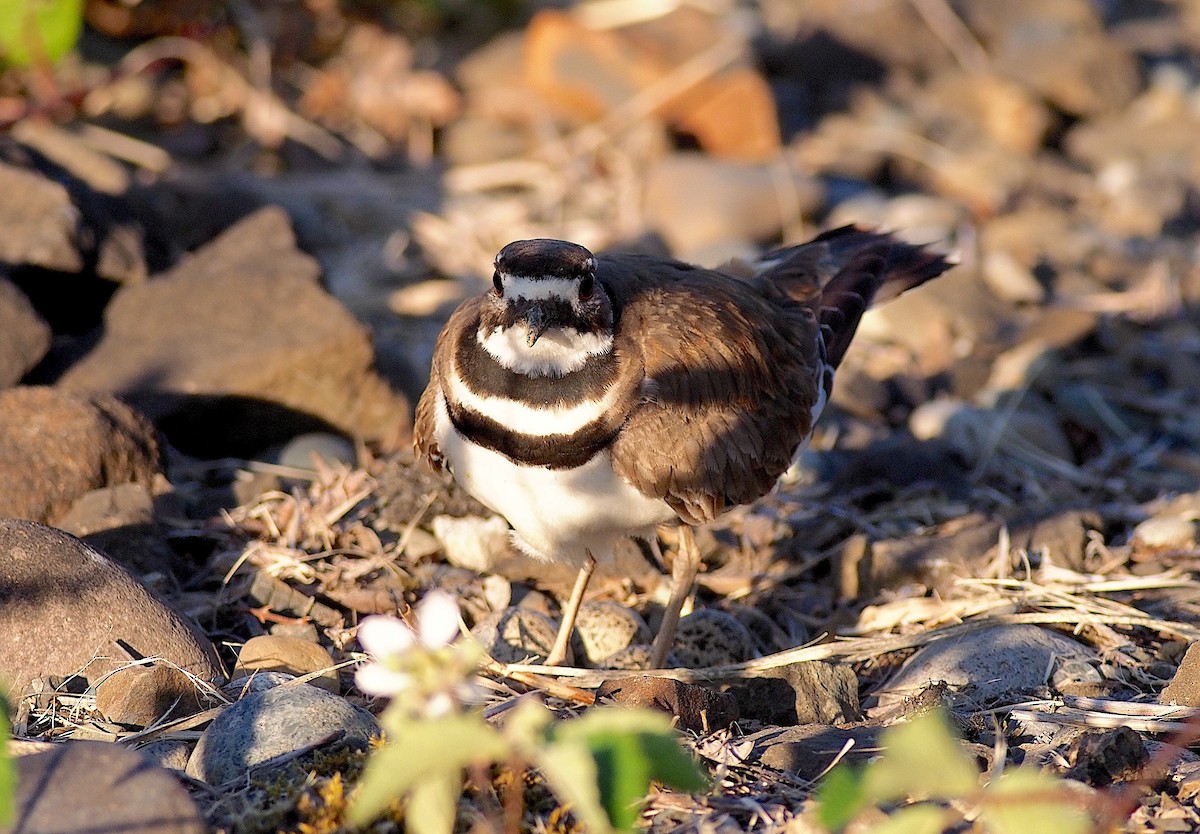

{"left": 446, "top": 368, "right": 619, "bottom": 438}
{"left": 479, "top": 325, "right": 613, "bottom": 377}
{"left": 496, "top": 274, "right": 580, "bottom": 302}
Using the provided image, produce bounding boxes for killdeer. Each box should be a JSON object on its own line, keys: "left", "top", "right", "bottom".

{"left": 415, "top": 227, "right": 952, "bottom": 667}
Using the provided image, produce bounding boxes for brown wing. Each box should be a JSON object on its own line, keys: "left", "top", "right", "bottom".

{"left": 604, "top": 257, "right": 823, "bottom": 525}
{"left": 413, "top": 296, "right": 485, "bottom": 469}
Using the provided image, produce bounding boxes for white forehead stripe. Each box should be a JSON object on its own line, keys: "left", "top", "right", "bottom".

{"left": 497, "top": 274, "right": 583, "bottom": 301}
{"left": 480, "top": 326, "right": 613, "bottom": 377}
{"left": 446, "top": 371, "right": 618, "bottom": 437}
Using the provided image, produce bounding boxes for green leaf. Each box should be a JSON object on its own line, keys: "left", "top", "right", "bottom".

{"left": 871, "top": 804, "right": 953, "bottom": 834}
{"left": 863, "top": 711, "right": 979, "bottom": 804}
{"left": 813, "top": 764, "right": 868, "bottom": 833}
{"left": 0, "top": 0, "right": 83, "bottom": 67}
{"left": 407, "top": 770, "right": 462, "bottom": 834}
{"left": 535, "top": 737, "right": 612, "bottom": 834}
{"left": 981, "top": 767, "right": 1090, "bottom": 834}
{"left": 348, "top": 712, "right": 509, "bottom": 826}
{"left": 549, "top": 707, "right": 709, "bottom": 833}
{"left": 0, "top": 697, "right": 13, "bottom": 828}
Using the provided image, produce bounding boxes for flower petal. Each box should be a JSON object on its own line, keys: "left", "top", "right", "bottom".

{"left": 355, "top": 662, "right": 412, "bottom": 697}
{"left": 416, "top": 590, "right": 461, "bottom": 649}
{"left": 357, "top": 615, "right": 416, "bottom": 658}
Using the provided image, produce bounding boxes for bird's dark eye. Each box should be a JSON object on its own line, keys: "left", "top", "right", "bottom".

{"left": 579, "top": 274, "right": 594, "bottom": 300}
{"left": 492, "top": 272, "right": 503, "bottom": 295}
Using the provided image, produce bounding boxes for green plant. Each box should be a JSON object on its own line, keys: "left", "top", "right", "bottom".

{"left": 347, "top": 592, "right": 708, "bottom": 834}
{"left": 0, "top": 696, "right": 14, "bottom": 827}
{"left": 812, "top": 710, "right": 1090, "bottom": 834}
{"left": 0, "top": 0, "right": 84, "bottom": 67}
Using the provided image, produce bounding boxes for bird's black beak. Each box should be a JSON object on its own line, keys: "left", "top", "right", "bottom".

{"left": 525, "top": 307, "right": 551, "bottom": 347}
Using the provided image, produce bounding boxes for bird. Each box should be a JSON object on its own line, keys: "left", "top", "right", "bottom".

{"left": 414, "top": 226, "right": 953, "bottom": 668}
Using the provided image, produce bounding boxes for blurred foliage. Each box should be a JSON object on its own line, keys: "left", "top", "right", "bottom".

{"left": 813, "top": 710, "right": 1091, "bottom": 834}
{"left": 0, "top": 0, "right": 83, "bottom": 67}
{"left": 0, "top": 696, "right": 14, "bottom": 827}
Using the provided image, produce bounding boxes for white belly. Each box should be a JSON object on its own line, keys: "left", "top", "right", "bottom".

{"left": 433, "top": 393, "right": 674, "bottom": 566}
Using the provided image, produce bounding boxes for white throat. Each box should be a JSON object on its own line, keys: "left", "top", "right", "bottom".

{"left": 479, "top": 326, "right": 613, "bottom": 377}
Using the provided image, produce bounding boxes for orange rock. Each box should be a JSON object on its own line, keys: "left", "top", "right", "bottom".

{"left": 521, "top": 9, "right": 780, "bottom": 161}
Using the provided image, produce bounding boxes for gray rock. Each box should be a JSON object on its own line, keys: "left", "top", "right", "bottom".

{"left": 0, "top": 386, "right": 161, "bottom": 524}
{"left": 0, "top": 162, "right": 86, "bottom": 273}
{"left": 56, "top": 482, "right": 177, "bottom": 576}
{"left": 7, "top": 740, "right": 205, "bottom": 834}
{"left": 0, "top": 276, "right": 50, "bottom": 386}
{"left": 186, "top": 683, "right": 379, "bottom": 784}
{"left": 571, "top": 601, "right": 651, "bottom": 667}
{"left": 0, "top": 519, "right": 224, "bottom": 701}
{"left": 671, "top": 609, "right": 758, "bottom": 669}
{"left": 274, "top": 431, "right": 357, "bottom": 470}
{"left": 1160, "top": 643, "right": 1200, "bottom": 707}
{"left": 58, "top": 207, "right": 410, "bottom": 456}
{"left": 872, "top": 624, "right": 1096, "bottom": 712}
{"left": 136, "top": 739, "right": 193, "bottom": 772}
{"left": 472, "top": 607, "right": 563, "bottom": 664}
{"left": 234, "top": 634, "right": 340, "bottom": 694}
{"left": 743, "top": 724, "right": 881, "bottom": 781}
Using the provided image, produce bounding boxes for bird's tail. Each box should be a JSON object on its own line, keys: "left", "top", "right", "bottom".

{"left": 763, "top": 226, "right": 955, "bottom": 369}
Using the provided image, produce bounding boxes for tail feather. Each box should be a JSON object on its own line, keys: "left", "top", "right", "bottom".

{"left": 801, "top": 226, "right": 953, "bottom": 368}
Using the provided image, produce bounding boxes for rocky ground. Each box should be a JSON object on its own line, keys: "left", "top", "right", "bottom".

{"left": 4, "top": 0, "right": 1200, "bottom": 832}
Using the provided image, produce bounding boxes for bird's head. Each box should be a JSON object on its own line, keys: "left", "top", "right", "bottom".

{"left": 477, "top": 239, "right": 614, "bottom": 376}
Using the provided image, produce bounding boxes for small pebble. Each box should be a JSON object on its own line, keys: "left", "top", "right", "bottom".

{"left": 471, "top": 607, "right": 564, "bottom": 664}
{"left": 1132, "top": 516, "right": 1197, "bottom": 550}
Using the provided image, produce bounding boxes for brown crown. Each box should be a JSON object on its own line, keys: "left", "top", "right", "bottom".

{"left": 495, "top": 239, "right": 595, "bottom": 279}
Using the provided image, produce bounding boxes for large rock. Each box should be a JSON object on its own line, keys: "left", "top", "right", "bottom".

{"left": 0, "top": 520, "right": 223, "bottom": 700}
{"left": 186, "top": 682, "right": 379, "bottom": 784}
{"left": 4, "top": 741, "right": 205, "bottom": 834}
{"left": 59, "top": 206, "right": 410, "bottom": 456}
{"left": 0, "top": 150, "right": 147, "bottom": 283}
{"left": 0, "top": 386, "right": 161, "bottom": 524}
{"left": 871, "top": 624, "right": 1098, "bottom": 712}
{"left": 0, "top": 276, "right": 50, "bottom": 386}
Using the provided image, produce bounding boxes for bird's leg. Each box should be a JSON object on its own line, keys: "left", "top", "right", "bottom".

{"left": 649, "top": 525, "right": 701, "bottom": 669}
{"left": 545, "top": 550, "right": 597, "bottom": 666}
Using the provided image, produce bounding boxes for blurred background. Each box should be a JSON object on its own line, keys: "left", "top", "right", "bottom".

{"left": 3, "top": 0, "right": 1200, "bottom": 541}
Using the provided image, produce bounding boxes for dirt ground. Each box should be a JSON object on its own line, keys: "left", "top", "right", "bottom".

{"left": 5, "top": 1, "right": 1200, "bottom": 832}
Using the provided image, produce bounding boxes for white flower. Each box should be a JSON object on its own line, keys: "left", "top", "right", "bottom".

{"left": 355, "top": 591, "right": 462, "bottom": 697}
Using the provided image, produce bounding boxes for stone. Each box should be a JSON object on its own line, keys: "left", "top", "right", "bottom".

{"left": 0, "top": 149, "right": 146, "bottom": 284}
{"left": 234, "top": 635, "right": 340, "bottom": 694}
{"left": 0, "top": 519, "right": 224, "bottom": 701}
{"left": 135, "top": 739, "right": 193, "bottom": 772}
{"left": 728, "top": 661, "right": 860, "bottom": 726}
{"left": 94, "top": 663, "right": 206, "bottom": 726}
{"left": 1161, "top": 643, "right": 1200, "bottom": 707}
{"left": 671, "top": 609, "right": 757, "bottom": 668}
{"left": 0, "top": 276, "right": 50, "bottom": 386}
{"left": 0, "top": 161, "right": 86, "bottom": 273}
{"left": 596, "top": 676, "right": 737, "bottom": 735}
{"left": 55, "top": 481, "right": 177, "bottom": 576}
{"left": 274, "top": 432, "right": 357, "bottom": 470}
{"left": 58, "top": 207, "right": 410, "bottom": 456}
{"left": 523, "top": 8, "right": 781, "bottom": 161}
{"left": 6, "top": 741, "right": 205, "bottom": 834}
{"left": 471, "top": 607, "right": 564, "bottom": 664}
{"left": 873, "top": 624, "right": 1096, "bottom": 712}
{"left": 744, "top": 724, "right": 881, "bottom": 781}
{"left": 642, "top": 153, "right": 823, "bottom": 259}
{"left": 572, "top": 601, "right": 651, "bottom": 667}
{"left": 1132, "top": 516, "right": 1197, "bottom": 551}
{"left": 186, "top": 683, "right": 379, "bottom": 784}
{"left": 1063, "top": 727, "right": 1149, "bottom": 787}
{"left": 0, "top": 386, "right": 161, "bottom": 524}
